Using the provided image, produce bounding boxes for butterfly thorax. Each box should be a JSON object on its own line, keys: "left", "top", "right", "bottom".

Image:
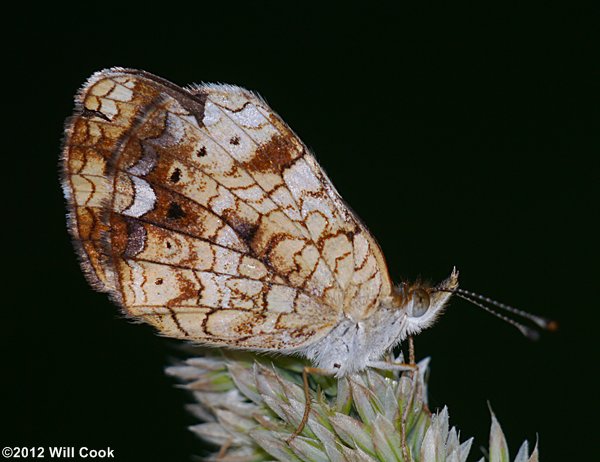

{"left": 300, "top": 270, "right": 458, "bottom": 376}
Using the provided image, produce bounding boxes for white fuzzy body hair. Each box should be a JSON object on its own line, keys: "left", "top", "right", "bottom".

{"left": 295, "top": 269, "right": 458, "bottom": 377}
{"left": 298, "top": 306, "right": 409, "bottom": 376}
{"left": 298, "top": 300, "right": 446, "bottom": 377}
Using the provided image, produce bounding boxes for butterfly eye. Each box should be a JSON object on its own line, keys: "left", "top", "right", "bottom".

{"left": 409, "top": 289, "right": 430, "bottom": 318}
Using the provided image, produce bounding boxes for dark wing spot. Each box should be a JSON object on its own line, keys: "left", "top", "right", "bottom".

{"left": 166, "top": 202, "right": 186, "bottom": 220}
{"left": 175, "top": 90, "right": 207, "bottom": 129}
{"left": 80, "top": 107, "right": 110, "bottom": 121}
{"left": 166, "top": 241, "right": 172, "bottom": 249}
{"left": 243, "top": 134, "right": 296, "bottom": 173}
{"left": 223, "top": 210, "right": 259, "bottom": 243}
{"left": 234, "top": 221, "right": 259, "bottom": 242}
{"left": 196, "top": 146, "right": 207, "bottom": 157}
{"left": 123, "top": 220, "right": 148, "bottom": 258}
{"left": 155, "top": 278, "right": 164, "bottom": 285}
{"left": 110, "top": 217, "right": 147, "bottom": 258}
{"left": 229, "top": 136, "right": 240, "bottom": 145}
{"left": 170, "top": 168, "right": 182, "bottom": 183}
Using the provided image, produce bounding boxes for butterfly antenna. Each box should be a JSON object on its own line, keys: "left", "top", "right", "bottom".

{"left": 432, "top": 287, "right": 558, "bottom": 339}
{"left": 454, "top": 288, "right": 557, "bottom": 331}
{"left": 454, "top": 292, "right": 540, "bottom": 340}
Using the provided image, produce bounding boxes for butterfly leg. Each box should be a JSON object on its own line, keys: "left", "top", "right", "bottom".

{"left": 367, "top": 360, "right": 417, "bottom": 372}
{"left": 215, "top": 436, "right": 233, "bottom": 460}
{"left": 401, "top": 338, "right": 417, "bottom": 462}
{"left": 367, "top": 336, "right": 418, "bottom": 372}
{"left": 286, "top": 366, "right": 334, "bottom": 444}
{"left": 368, "top": 336, "right": 418, "bottom": 462}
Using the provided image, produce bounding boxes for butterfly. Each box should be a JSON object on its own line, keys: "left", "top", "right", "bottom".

{"left": 62, "top": 68, "right": 458, "bottom": 377}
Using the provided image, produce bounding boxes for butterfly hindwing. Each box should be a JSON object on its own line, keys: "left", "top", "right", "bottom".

{"left": 62, "top": 68, "right": 394, "bottom": 349}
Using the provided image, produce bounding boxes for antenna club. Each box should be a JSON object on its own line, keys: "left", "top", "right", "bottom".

{"left": 546, "top": 320, "right": 559, "bottom": 332}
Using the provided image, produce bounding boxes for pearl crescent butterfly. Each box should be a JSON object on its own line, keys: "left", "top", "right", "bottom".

{"left": 61, "top": 68, "right": 458, "bottom": 376}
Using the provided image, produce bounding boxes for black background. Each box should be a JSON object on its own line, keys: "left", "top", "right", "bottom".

{"left": 3, "top": 2, "right": 597, "bottom": 461}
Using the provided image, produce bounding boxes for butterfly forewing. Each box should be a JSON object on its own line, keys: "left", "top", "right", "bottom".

{"left": 62, "top": 68, "right": 393, "bottom": 350}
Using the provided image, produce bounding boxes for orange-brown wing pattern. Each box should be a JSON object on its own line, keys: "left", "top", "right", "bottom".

{"left": 62, "top": 68, "right": 394, "bottom": 349}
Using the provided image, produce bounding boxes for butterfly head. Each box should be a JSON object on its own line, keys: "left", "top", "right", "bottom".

{"left": 395, "top": 267, "right": 459, "bottom": 335}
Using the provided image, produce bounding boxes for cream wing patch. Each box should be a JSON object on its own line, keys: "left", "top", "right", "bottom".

{"left": 62, "top": 68, "right": 394, "bottom": 350}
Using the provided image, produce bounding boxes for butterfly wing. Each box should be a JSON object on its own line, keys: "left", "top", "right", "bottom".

{"left": 62, "top": 68, "right": 393, "bottom": 350}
